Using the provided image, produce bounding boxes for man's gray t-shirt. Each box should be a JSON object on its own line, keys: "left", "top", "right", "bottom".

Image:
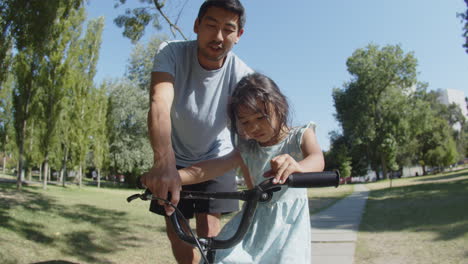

{"left": 152, "top": 40, "right": 253, "bottom": 167}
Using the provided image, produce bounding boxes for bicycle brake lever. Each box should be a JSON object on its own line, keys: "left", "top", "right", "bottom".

{"left": 127, "top": 189, "right": 153, "bottom": 203}
{"left": 126, "top": 193, "right": 142, "bottom": 203}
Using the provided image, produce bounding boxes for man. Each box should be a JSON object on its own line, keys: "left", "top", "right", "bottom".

{"left": 141, "top": 0, "right": 252, "bottom": 263}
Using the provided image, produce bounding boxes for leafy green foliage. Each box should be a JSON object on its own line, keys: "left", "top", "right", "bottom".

{"left": 106, "top": 79, "right": 152, "bottom": 185}
{"left": 333, "top": 44, "right": 417, "bottom": 179}
{"left": 126, "top": 35, "right": 167, "bottom": 90}
{"left": 67, "top": 17, "right": 105, "bottom": 187}
{"left": 114, "top": 7, "right": 160, "bottom": 43}
{"left": 113, "top": 0, "right": 190, "bottom": 42}
{"left": 458, "top": 0, "right": 468, "bottom": 53}
{"left": 408, "top": 88, "right": 461, "bottom": 171}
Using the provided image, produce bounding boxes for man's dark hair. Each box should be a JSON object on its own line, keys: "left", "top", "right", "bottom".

{"left": 197, "top": 0, "right": 246, "bottom": 30}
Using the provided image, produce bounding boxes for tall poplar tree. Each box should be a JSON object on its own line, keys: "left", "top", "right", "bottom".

{"left": 89, "top": 83, "right": 109, "bottom": 188}
{"left": 68, "top": 17, "right": 104, "bottom": 188}
{"left": 9, "top": 0, "right": 83, "bottom": 189}
{"left": 37, "top": 6, "right": 86, "bottom": 189}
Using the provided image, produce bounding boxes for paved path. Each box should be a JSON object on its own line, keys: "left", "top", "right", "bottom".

{"left": 310, "top": 184, "right": 369, "bottom": 264}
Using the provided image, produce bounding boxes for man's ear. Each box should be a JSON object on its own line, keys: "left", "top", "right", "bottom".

{"left": 194, "top": 18, "right": 200, "bottom": 34}
{"left": 235, "top": 28, "right": 244, "bottom": 44}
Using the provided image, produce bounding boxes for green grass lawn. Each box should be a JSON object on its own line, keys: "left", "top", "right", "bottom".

{"left": 0, "top": 174, "right": 351, "bottom": 264}
{"left": 0, "top": 179, "right": 175, "bottom": 264}
{"left": 308, "top": 183, "right": 354, "bottom": 213}
{"left": 355, "top": 169, "right": 468, "bottom": 264}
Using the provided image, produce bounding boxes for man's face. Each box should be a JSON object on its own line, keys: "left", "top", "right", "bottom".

{"left": 194, "top": 6, "right": 243, "bottom": 70}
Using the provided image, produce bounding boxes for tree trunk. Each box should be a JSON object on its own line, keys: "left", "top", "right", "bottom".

{"left": 16, "top": 119, "right": 27, "bottom": 190}
{"left": 61, "top": 145, "right": 68, "bottom": 188}
{"left": 43, "top": 155, "right": 49, "bottom": 190}
{"left": 27, "top": 167, "right": 32, "bottom": 182}
{"left": 373, "top": 170, "right": 378, "bottom": 181}
{"left": 79, "top": 164, "right": 82, "bottom": 188}
{"left": 97, "top": 168, "right": 101, "bottom": 188}
{"left": 2, "top": 155, "right": 5, "bottom": 174}
{"left": 380, "top": 154, "right": 389, "bottom": 180}
{"left": 39, "top": 163, "right": 42, "bottom": 181}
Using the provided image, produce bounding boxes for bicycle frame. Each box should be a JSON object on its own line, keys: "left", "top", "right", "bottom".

{"left": 127, "top": 170, "right": 340, "bottom": 263}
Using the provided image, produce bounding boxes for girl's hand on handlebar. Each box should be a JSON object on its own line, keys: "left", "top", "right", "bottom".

{"left": 141, "top": 164, "right": 181, "bottom": 216}
{"left": 263, "top": 154, "right": 303, "bottom": 184}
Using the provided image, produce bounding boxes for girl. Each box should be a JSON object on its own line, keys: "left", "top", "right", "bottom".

{"left": 178, "top": 72, "right": 325, "bottom": 263}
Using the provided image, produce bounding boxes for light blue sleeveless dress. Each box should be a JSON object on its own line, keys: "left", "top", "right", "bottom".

{"left": 213, "top": 123, "right": 315, "bottom": 264}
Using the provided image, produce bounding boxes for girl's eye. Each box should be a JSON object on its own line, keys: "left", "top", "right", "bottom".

{"left": 257, "top": 116, "right": 264, "bottom": 120}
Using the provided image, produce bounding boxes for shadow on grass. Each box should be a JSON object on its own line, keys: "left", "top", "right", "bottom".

{"left": 0, "top": 182, "right": 141, "bottom": 263}
{"left": 0, "top": 183, "right": 58, "bottom": 244}
{"left": 415, "top": 171, "right": 467, "bottom": 183}
{"left": 360, "top": 177, "right": 468, "bottom": 241}
{"left": 32, "top": 261, "right": 78, "bottom": 264}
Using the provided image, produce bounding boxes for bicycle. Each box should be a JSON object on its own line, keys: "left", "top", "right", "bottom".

{"left": 127, "top": 170, "right": 340, "bottom": 263}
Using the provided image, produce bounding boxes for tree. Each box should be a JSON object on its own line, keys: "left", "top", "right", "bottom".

{"left": 7, "top": 0, "right": 83, "bottom": 189}
{"left": 107, "top": 79, "right": 153, "bottom": 186}
{"left": 0, "top": 73, "right": 16, "bottom": 173}
{"left": 68, "top": 17, "right": 104, "bottom": 188}
{"left": 458, "top": 0, "right": 468, "bottom": 53}
{"left": 113, "top": 0, "right": 188, "bottom": 42}
{"left": 409, "top": 88, "right": 461, "bottom": 173}
{"left": 333, "top": 44, "right": 418, "bottom": 179}
{"left": 89, "top": 84, "right": 109, "bottom": 188}
{"left": 12, "top": 49, "right": 44, "bottom": 187}
{"left": 126, "top": 35, "right": 167, "bottom": 90}
{"left": 37, "top": 6, "right": 87, "bottom": 189}
{"left": 324, "top": 132, "right": 352, "bottom": 179}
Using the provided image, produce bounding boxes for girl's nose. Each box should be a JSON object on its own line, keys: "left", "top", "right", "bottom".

{"left": 246, "top": 122, "right": 259, "bottom": 133}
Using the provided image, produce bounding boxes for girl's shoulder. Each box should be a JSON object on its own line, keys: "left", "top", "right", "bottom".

{"left": 289, "top": 121, "right": 317, "bottom": 148}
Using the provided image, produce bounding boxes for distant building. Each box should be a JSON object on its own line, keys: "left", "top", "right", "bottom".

{"left": 437, "top": 88, "right": 467, "bottom": 116}
{"left": 437, "top": 88, "right": 467, "bottom": 131}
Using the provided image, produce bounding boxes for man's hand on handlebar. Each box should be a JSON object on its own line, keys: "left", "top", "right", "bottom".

{"left": 141, "top": 163, "right": 181, "bottom": 216}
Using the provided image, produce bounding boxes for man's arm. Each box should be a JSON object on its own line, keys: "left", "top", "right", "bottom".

{"left": 141, "top": 71, "right": 179, "bottom": 216}
{"left": 178, "top": 150, "right": 243, "bottom": 185}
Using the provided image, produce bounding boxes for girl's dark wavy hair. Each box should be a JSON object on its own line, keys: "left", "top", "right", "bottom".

{"left": 228, "top": 73, "right": 290, "bottom": 145}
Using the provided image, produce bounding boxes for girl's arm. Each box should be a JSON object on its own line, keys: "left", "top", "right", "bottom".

{"left": 266, "top": 127, "right": 325, "bottom": 184}
{"left": 239, "top": 159, "right": 254, "bottom": 189}
{"left": 179, "top": 149, "right": 246, "bottom": 185}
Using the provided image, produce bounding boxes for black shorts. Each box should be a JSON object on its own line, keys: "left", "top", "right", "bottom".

{"left": 149, "top": 166, "right": 239, "bottom": 219}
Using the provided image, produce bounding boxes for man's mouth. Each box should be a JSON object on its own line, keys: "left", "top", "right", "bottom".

{"left": 209, "top": 42, "right": 223, "bottom": 51}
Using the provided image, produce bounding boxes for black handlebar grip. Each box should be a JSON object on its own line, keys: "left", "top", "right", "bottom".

{"left": 287, "top": 171, "right": 340, "bottom": 188}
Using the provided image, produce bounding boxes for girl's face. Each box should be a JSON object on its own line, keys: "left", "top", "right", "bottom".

{"left": 236, "top": 101, "right": 279, "bottom": 146}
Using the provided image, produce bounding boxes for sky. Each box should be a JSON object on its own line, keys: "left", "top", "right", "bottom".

{"left": 87, "top": 0, "right": 468, "bottom": 151}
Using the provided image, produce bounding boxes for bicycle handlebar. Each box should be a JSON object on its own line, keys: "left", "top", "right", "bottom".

{"left": 128, "top": 170, "right": 340, "bottom": 251}
{"left": 286, "top": 171, "right": 340, "bottom": 188}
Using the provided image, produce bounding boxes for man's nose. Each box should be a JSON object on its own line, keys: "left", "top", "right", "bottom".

{"left": 214, "top": 28, "right": 223, "bottom": 42}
